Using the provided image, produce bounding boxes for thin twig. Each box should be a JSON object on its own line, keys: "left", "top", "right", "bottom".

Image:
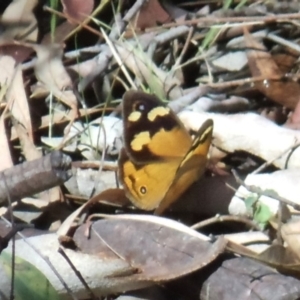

{"left": 191, "top": 214, "right": 261, "bottom": 231}
{"left": 157, "top": 13, "right": 300, "bottom": 28}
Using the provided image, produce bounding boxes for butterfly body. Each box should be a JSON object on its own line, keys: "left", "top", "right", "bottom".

{"left": 118, "top": 90, "right": 213, "bottom": 214}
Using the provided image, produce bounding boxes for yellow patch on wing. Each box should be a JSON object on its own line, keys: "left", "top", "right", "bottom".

{"left": 128, "top": 111, "right": 142, "bottom": 122}
{"left": 148, "top": 106, "right": 170, "bottom": 121}
{"left": 130, "top": 131, "right": 151, "bottom": 151}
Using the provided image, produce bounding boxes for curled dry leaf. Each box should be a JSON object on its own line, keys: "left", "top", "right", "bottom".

{"left": 179, "top": 111, "right": 300, "bottom": 169}
{"left": 73, "top": 215, "right": 226, "bottom": 281}
{"left": 57, "top": 188, "right": 129, "bottom": 237}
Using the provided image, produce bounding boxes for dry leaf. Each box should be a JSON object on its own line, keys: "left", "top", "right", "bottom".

{"left": 33, "top": 44, "right": 78, "bottom": 119}
{"left": 73, "top": 215, "right": 226, "bottom": 281}
{"left": 62, "top": 0, "right": 94, "bottom": 23}
{"left": 0, "top": 0, "right": 38, "bottom": 43}
{"left": 7, "top": 65, "right": 33, "bottom": 142}
{"left": 3, "top": 234, "right": 151, "bottom": 298}
{"left": 132, "top": 0, "right": 171, "bottom": 30}
{"left": 229, "top": 169, "right": 300, "bottom": 217}
{"left": 244, "top": 27, "right": 300, "bottom": 109}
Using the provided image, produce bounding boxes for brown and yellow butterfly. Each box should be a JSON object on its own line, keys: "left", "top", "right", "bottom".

{"left": 118, "top": 90, "right": 213, "bottom": 214}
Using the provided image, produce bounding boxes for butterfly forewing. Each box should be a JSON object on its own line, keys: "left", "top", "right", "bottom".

{"left": 122, "top": 91, "right": 191, "bottom": 163}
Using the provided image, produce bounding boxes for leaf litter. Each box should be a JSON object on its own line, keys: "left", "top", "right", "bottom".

{"left": 1, "top": 0, "right": 300, "bottom": 299}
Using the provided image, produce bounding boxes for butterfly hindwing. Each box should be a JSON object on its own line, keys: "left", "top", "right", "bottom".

{"left": 118, "top": 148, "right": 181, "bottom": 210}
{"left": 154, "top": 119, "right": 214, "bottom": 214}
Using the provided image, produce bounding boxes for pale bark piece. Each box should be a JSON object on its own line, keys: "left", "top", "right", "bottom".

{"left": 73, "top": 216, "right": 226, "bottom": 281}
{"left": 0, "top": 151, "right": 72, "bottom": 204}
{"left": 200, "top": 257, "right": 300, "bottom": 300}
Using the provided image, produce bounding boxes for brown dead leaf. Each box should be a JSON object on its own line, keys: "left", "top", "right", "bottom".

{"left": 57, "top": 188, "right": 128, "bottom": 237}
{"left": 0, "top": 44, "right": 33, "bottom": 63}
{"left": 73, "top": 215, "right": 226, "bottom": 281}
{"left": 257, "top": 244, "right": 300, "bottom": 271}
{"left": 132, "top": 0, "right": 171, "bottom": 30}
{"left": 62, "top": 0, "right": 94, "bottom": 23}
{"left": 244, "top": 27, "right": 300, "bottom": 109}
{"left": 0, "top": 0, "right": 38, "bottom": 44}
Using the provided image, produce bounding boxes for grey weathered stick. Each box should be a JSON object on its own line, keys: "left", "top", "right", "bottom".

{"left": 0, "top": 151, "right": 72, "bottom": 204}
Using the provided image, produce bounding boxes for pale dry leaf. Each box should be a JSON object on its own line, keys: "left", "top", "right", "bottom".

{"left": 13, "top": 122, "right": 40, "bottom": 161}
{"left": 0, "top": 0, "right": 38, "bottom": 43}
{"left": 64, "top": 167, "right": 116, "bottom": 198}
{"left": 229, "top": 169, "right": 300, "bottom": 216}
{"left": 0, "top": 117, "right": 13, "bottom": 170}
{"left": 7, "top": 65, "right": 33, "bottom": 141}
{"left": 212, "top": 51, "right": 248, "bottom": 71}
{"left": 33, "top": 44, "right": 78, "bottom": 116}
{"left": 281, "top": 221, "right": 300, "bottom": 260}
{"left": 179, "top": 111, "right": 300, "bottom": 169}
{"left": 3, "top": 234, "right": 150, "bottom": 298}
{"left": 0, "top": 55, "right": 16, "bottom": 88}
{"left": 41, "top": 116, "right": 123, "bottom": 158}
{"left": 186, "top": 95, "right": 250, "bottom": 112}
{"left": 225, "top": 231, "right": 270, "bottom": 254}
